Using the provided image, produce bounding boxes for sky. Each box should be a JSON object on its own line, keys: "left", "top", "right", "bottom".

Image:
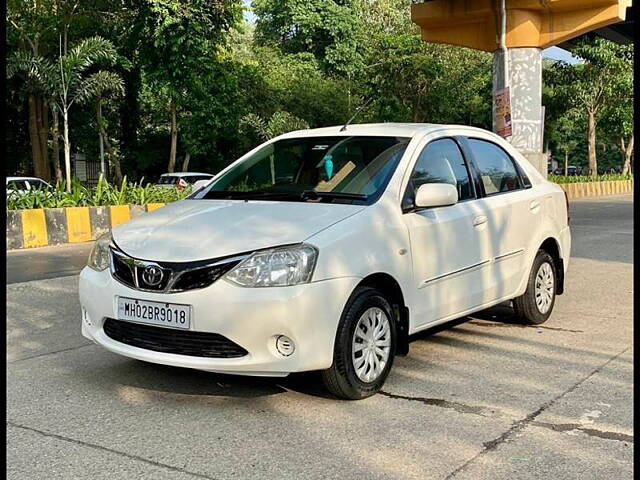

{"left": 242, "top": 0, "right": 256, "bottom": 23}
{"left": 241, "top": 1, "right": 580, "bottom": 64}
{"left": 542, "top": 46, "right": 581, "bottom": 64}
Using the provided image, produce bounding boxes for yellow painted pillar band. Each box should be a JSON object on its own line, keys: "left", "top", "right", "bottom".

{"left": 146, "top": 203, "right": 165, "bottom": 212}
{"left": 21, "top": 209, "right": 48, "bottom": 248}
{"left": 66, "top": 207, "right": 92, "bottom": 243}
{"left": 110, "top": 205, "right": 131, "bottom": 227}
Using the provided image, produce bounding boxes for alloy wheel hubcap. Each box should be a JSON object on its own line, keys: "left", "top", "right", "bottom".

{"left": 534, "top": 262, "right": 555, "bottom": 314}
{"left": 352, "top": 307, "right": 391, "bottom": 383}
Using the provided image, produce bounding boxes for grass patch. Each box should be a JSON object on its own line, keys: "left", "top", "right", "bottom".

{"left": 549, "top": 173, "right": 633, "bottom": 184}
{"left": 7, "top": 176, "right": 192, "bottom": 210}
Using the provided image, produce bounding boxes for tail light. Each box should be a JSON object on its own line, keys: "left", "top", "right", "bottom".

{"left": 563, "top": 191, "right": 570, "bottom": 224}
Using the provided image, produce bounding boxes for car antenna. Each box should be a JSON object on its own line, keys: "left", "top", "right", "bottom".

{"left": 340, "top": 97, "right": 374, "bottom": 132}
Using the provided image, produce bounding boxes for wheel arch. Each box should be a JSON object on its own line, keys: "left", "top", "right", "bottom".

{"left": 355, "top": 272, "right": 410, "bottom": 355}
{"left": 538, "top": 237, "right": 564, "bottom": 295}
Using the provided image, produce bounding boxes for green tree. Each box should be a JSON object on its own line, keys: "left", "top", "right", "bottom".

{"left": 9, "top": 37, "right": 123, "bottom": 191}
{"left": 253, "top": 0, "right": 365, "bottom": 76}
{"left": 552, "top": 112, "right": 582, "bottom": 175}
{"left": 601, "top": 68, "right": 634, "bottom": 173}
{"left": 363, "top": 35, "right": 492, "bottom": 126}
{"left": 241, "top": 111, "right": 309, "bottom": 142}
{"left": 93, "top": 72, "right": 126, "bottom": 183}
{"left": 139, "top": 0, "right": 242, "bottom": 172}
{"left": 7, "top": 0, "right": 127, "bottom": 182}
{"left": 549, "top": 37, "right": 633, "bottom": 176}
{"left": 6, "top": 0, "right": 60, "bottom": 180}
{"left": 56, "top": 37, "right": 122, "bottom": 191}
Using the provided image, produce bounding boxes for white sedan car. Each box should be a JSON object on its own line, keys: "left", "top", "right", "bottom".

{"left": 155, "top": 172, "right": 213, "bottom": 189}
{"left": 6, "top": 176, "right": 52, "bottom": 193}
{"left": 80, "top": 123, "right": 571, "bottom": 399}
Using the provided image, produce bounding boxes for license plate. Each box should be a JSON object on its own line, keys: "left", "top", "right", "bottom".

{"left": 117, "top": 297, "right": 191, "bottom": 329}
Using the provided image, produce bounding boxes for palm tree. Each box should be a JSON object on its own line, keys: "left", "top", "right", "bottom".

{"left": 93, "top": 72, "right": 125, "bottom": 183}
{"left": 8, "top": 36, "right": 123, "bottom": 192}
{"left": 55, "top": 36, "right": 123, "bottom": 191}
{"left": 6, "top": 50, "right": 56, "bottom": 181}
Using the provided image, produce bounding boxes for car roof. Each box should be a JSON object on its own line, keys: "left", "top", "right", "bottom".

{"left": 277, "top": 123, "right": 494, "bottom": 139}
{"left": 160, "top": 172, "right": 212, "bottom": 177}
{"left": 6, "top": 176, "right": 48, "bottom": 182}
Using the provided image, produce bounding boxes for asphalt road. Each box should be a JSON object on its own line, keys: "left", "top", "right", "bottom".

{"left": 6, "top": 194, "right": 633, "bottom": 479}
{"left": 7, "top": 241, "right": 94, "bottom": 284}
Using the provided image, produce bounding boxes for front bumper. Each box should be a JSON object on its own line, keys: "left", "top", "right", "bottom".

{"left": 79, "top": 267, "right": 360, "bottom": 376}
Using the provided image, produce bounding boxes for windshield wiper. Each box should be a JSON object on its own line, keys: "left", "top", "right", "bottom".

{"left": 300, "top": 190, "right": 367, "bottom": 201}
{"left": 200, "top": 189, "right": 367, "bottom": 202}
{"left": 200, "top": 190, "right": 301, "bottom": 201}
{"left": 200, "top": 190, "right": 248, "bottom": 200}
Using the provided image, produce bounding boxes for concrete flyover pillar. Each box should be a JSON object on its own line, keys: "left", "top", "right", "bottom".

{"left": 411, "top": 0, "right": 632, "bottom": 177}
{"left": 492, "top": 47, "right": 547, "bottom": 177}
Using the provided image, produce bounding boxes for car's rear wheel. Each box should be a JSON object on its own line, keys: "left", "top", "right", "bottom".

{"left": 321, "top": 287, "right": 396, "bottom": 400}
{"left": 513, "top": 250, "right": 557, "bottom": 325}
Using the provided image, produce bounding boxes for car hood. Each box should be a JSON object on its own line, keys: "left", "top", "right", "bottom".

{"left": 112, "top": 199, "right": 365, "bottom": 262}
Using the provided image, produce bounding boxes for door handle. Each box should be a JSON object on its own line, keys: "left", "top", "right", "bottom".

{"left": 473, "top": 215, "right": 488, "bottom": 227}
{"left": 529, "top": 200, "right": 541, "bottom": 211}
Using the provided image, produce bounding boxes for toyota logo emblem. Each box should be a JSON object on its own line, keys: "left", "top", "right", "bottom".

{"left": 141, "top": 265, "right": 163, "bottom": 286}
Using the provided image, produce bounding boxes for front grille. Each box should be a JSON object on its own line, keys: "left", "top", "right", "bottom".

{"left": 103, "top": 318, "right": 248, "bottom": 358}
{"left": 112, "top": 253, "right": 135, "bottom": 286}
{"left": 171, "top": 264, "right": 236, "bottom": 291}
{"left": 110, "top": 247, "right": 243, "bottom": 293}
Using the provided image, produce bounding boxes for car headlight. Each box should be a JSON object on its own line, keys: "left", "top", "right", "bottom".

{"left": 87, "top": 232, "right": 112, "bottom": 271}
{"left": 224, "top": 244, "right": 318, "bottom": 287}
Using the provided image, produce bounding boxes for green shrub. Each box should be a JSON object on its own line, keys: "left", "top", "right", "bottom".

{"left": 549, "top": 173, "right": 633, "bottom": 184}
{"left": 6, "top": 175, "right": 192, "bottom": 210}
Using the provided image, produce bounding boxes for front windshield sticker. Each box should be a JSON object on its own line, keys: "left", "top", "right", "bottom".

{"left": 316, "top": 161, "right": 355, "bottom": 192}
{"left": 312, "top": 144, "right": 329, "bottom": 150}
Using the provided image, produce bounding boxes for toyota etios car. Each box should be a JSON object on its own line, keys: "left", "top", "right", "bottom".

{"left": 80, "top": 124, "right": 571, "bottom": 399}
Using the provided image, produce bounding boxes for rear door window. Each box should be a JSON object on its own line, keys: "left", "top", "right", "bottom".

{"left": 7, "top": 180, "right": 28, "bottom": 191}
{"left": 28, "top": 180, "right": 48, "bottom": 190}
{"left": 467, "top": 138, "right": 521, "bottom": 195}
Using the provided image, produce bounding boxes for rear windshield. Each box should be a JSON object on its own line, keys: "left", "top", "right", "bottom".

{"left": 158, "top": 176, "right": 181, "bottom": 185}
{"left": 7, "top": 180, "right": 28, "bottom": 190}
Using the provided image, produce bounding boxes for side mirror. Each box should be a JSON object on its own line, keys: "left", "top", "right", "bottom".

{"left": 414, "top": 183, "right": 458, "bottom": 208}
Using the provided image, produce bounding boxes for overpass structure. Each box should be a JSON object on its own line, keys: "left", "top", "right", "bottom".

{"left": 411, "top": 0, "right": 633, "bottom": 176}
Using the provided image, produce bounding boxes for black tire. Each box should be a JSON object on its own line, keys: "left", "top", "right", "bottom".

{"left": 513, "top": 250, "right": 557, "bottom": 325}
{"left": 321, "top": 287, "right": 397, "bottom": 400}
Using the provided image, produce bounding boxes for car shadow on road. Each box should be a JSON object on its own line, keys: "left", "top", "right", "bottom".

{"left": 408, "top": 301, "right": 525, "bottom": 340}
{"left": 100, "top": 355, "right": 337, "bottom": 400}
{"left": 100, "top": 302, "right": 524, "bottom": 401}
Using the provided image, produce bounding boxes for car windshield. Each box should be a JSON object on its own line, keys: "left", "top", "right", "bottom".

{"left": 158, "top": 176, "right": 182, "bottom": 185}
{"left": 192, "top": 136, "right": 410, "bottom": 204}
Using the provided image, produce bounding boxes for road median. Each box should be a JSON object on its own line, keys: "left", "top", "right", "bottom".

{"left": 6, "top": 203, "right": 166, "bottom": 250}
{"left": 558, "top": 179, "right": 633, "bottom": 200}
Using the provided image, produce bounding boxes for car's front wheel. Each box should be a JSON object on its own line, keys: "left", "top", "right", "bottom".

{"left": 321, "top": 287, "right": 396, "bottom": 400}
{"left": 513, "top": 249, "right": 557, "bottom": 325}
